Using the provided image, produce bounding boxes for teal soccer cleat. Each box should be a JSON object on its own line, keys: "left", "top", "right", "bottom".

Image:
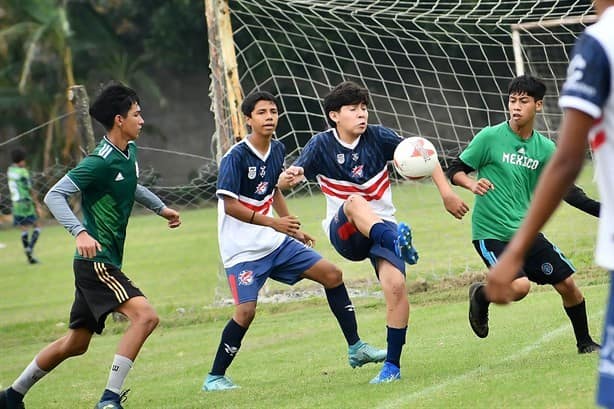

{"left": 396, "top": 222, "right": 418, "bottom": 265}
{"left": 369, "top": 361, "right": 401, "bottom": 384}
{"left": 348, "top": 340, "right": 387, "bottom": 368}
{"left": 202, "top": 374, "right": 240, "bottom": 392}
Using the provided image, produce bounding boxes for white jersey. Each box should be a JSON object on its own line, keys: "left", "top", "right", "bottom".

{"left": 294, "top": 125, "right": 401, "bottom": 235}
{"left": 216, "top": 138, "right": 286, "bottom": 267}
{"left": 559, "top": 6, "right": 614, "bottom": 269}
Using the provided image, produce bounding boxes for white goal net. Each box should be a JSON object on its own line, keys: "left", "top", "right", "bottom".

{"left": 206, "top": 0, "right": 599, "bottom": 281}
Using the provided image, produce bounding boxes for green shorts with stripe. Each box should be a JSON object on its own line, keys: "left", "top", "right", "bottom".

{"left": 70, "top": 259, "right": 144, "bottom": 334}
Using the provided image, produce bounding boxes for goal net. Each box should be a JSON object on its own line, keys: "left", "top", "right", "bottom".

{"left": 206, "top": 0, "right": 598, "bottom": 284}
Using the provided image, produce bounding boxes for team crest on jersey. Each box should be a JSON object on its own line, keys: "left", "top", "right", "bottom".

{"left": 337, "top": 154, "right": 345, "bottom": 164}
{"left": 248, "top": 166, "right": 257, "bottom": 179}
{"left": 351, "top": 165, "right": 364, "bottom": 178}
{"left": 352, "top": 153, "right": 359, "bottom": 162}
{"left": 238, "top": 270, "right": 254, "bottom": 286}
{"left": 260, "top": 165, "right": 266, "bottom": 177}
{"left": 255, "top": 181, "right": 269, "bottom": 194}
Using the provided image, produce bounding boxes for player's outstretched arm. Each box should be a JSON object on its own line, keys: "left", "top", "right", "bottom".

{"left": 564, "top": 184, "right": 600, "bottom": 218}
{"left": 431, "top": 163, "right": 469, "bottom": 219}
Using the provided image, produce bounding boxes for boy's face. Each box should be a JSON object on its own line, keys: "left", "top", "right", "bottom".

{"left": 117, "top": 102, "right": 144, "bottom": 140}
{"left": 329, "top": 102, "right": 368, "bottom": 137}
{"left": 246, "top": 100, "right": 278, "bottom": 137}
{"left": 508, "top": 92, "right": 542, "bottom": 128}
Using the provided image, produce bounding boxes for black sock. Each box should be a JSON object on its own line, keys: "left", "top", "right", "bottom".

{"left": 564, "top": 299, "right": 593, "bottom": 345}
{"left": 476, "top": 284, "right": 490, "bottom": 306}
{"left": 6, "top": 387, "right": 24, "bottom": 404}
{"left": 325, "top": 283, "right": 360, "bottom": 346}
{"left": 20, "top": 231, "right": 29, "bottom": 251}
{"left": 29, "top": 228, "right": 40, "bottom": 251}
{"left": 210, "top": 319, "right": 247, "bottom": 376}
{"left": 386, "top": 326, "right": 407, "bottom": 368}
{"left": 369, "top": 222, "right": 397, "bottom": 253}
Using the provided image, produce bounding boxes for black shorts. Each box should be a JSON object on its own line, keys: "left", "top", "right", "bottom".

{"left": 69, "top": 259, "right": 144, "bottom": 334}
{"left": 472, "top": 233, "right": 575, "bottom": 285}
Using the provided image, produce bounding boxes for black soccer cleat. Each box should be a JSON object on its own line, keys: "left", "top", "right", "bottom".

{"left": 0, "top": 389, "right": 25, "bottom": 409}
{"left": 468, "top": 282, "right": 489, "bottom": 338}
{"left": 578, "top": 340, "right": 601, "bottom": 354}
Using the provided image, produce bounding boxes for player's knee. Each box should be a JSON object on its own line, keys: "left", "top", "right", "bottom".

{"left": 132, "top": 308, "right": 160, "bottom": 333}
{"left": 64, "top": 338, "right": 90, "bottom": 357}
{"left": 322, "top": 265, "right": 343, "bottom": 288}
{"left": 234, "top": 307, "right": 256, "bottom": 327}
{"left": 345, "top": 194, "right": 367, "bottom": 215}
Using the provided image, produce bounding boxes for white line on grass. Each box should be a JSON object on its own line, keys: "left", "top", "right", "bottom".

{"left": 376, "top": 310, "right": 604, "bottom": 409}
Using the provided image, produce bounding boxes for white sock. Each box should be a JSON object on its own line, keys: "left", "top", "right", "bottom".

{"left": 105, "top": 354, "right": 133, "bottom": 394}
{"left": 12, "top": 358, "right": 48, "bottom": 395}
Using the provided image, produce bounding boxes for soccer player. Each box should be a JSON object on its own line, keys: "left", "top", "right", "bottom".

{"left": 484, "top": 2, "right": 614, "bottom": 407}
{"left": 279, "top": 81, "right": 469, "bottom": 384}
{"left": 7, "top": 148, "right": 42, "bottom": 264}
{"left": 202, "top": 90, "right": 386, "bottom": 392}
{"left": 446, "top": 74, "right": 601, "bottom": 354}
{"left": 0, "top": 83, "right": 181, "bottom": 409}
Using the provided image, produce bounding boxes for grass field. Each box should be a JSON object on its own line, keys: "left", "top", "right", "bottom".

{"left": 0, "top": 167, "right": 608, "bottom": 408}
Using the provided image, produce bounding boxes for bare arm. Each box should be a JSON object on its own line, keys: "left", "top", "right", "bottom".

{"left": 486, "top": 108, "right": 593, "bottom": 303}
{"left": 222, "top": 194, "right": 300, "bottom": 236}
{"left": 431, "top": 163, "right": 469, "bottom": 219}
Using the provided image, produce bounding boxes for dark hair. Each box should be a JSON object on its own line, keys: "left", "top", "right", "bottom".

{"left": 507, "top": 75, "right": 546, "bottom": 101}
{"left": 89, "top": 82, "right": 140, "bottom": 130}
{"left": 11, "top": 148, "right": 26, "bottom": 163}
{"left": 323, "top": 81, "right": 369, "bottom": 127}
{"left": 241, "top": 91, "right": 277, "bottom": 117}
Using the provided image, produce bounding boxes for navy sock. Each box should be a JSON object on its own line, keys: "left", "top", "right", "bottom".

{"left": 6, "top": 387, "right": 23, "bottom": 404}
{"left": 386, "top": 326, "right": 407, "bottom": 368}
{"left": 325, "top": 283, "right": 360, "bottom": 346}
{"left": 369, "top": 222, "right": 397, "bottom": 253}
{"left": 20, "top": 231, "right": 29, "bottom": 250}
{"left": 29, "top": 228, "right": 40, "bottom": 250}
{"left": 210, "top": 319, "right": 248, "bottom": 376}
{"left": 100, "top": 389, "right": 119, "bottom": 403}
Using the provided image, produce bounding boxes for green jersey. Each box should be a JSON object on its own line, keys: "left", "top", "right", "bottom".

{"left": 67, "top": 138, "right": 138, "bottom": 267}
{"left": 7, "top": 164, "right": 35, "bottom": 217}
{"left": 460, "top": 121, "right": 555, "bottom": 241}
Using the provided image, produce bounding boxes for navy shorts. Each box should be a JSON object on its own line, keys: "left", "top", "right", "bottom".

{"left": 225, "top": 236, "right": 322, "bottom": 304}
{"left": 597, "top": 271, "right": 614, "bottom": 408}
{"left": 473, "top": 233, "right": 575, "bottom": 285}
{"left": 70, "top": 259, "right": 144, "bottom": 334}
{"left": 329, "top": 204, "right": 405, "bottom": 276}
{"left": 13, "top": 214, "right": 37, "bottom": 226}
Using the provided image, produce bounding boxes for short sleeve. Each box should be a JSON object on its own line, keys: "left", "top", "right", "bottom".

{"left": 67, "top": 156, "right": 108, "bottom": 191}
{"left": 294, "top": 135, "right": 321, "bottom": 181}
{"left": 377, "top": 126, "right": 403, "bottom": 161}
{"left": 459, "top": 128, "right": 490, "bottom": 170}
{"left": 559, "top": 33, "right": 611, "bottom": 118}
{"left": 216, "top": 150, "right": 242, "bottom": 199}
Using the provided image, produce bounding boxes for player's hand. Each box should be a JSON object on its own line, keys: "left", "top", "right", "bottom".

{"left": 272, "top": 215, "right": 301, "bottom": 236}
{"left": 294, "top": 230, "right": 316, "bottom": 247}
{"left": 442, "top": 192, "right": 470, "bottom": 219}
{"left": 484, "top": 250, "right": 523, "bottom": 304}
{"left": 76, "top": 231, "right": 102, "bottom": 259}
{"left": 278, "top": 166, "right": 306, "bottom": 189}
{"left": 160, "top": 207, "right": 181, "bottom": 228}
{"left": 470, "top": 178, "right": 494, "bottom": 196}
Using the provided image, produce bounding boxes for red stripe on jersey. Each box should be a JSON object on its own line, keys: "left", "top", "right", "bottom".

{"left": 591, "top": 130, "right": 606, "bottom": 151}
{"left": 319, "top": 170, "right": 389, "bottom": 195}
{"left": 238, "top": 196, "right": 273, "bottom": 213}
{"left": 338, "top": 222, "right": 357, "bottom": 241}
{"left": 228, "top": 274, "right": 239, "bottom": 305}
{"left": 321, "top": 178, "right": 390, "bottom": 201}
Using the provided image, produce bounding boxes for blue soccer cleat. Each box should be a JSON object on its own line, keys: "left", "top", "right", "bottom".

{"left": 94, "top": 389, "right": 130, "bottom": 409}
{"left": 0, "top": 388, "right": 25, "bottom": 409}
{"left": 395, "top": 222, "right": 418, "bottom": 265}
{"left": 348, "top": 340, "right": 387, "bottom": 368}
{"left": 202, "top": 374, "right": 240, "bottom": 392}
{"left": 369, "top": 361, "right": 401, "bottom": 384}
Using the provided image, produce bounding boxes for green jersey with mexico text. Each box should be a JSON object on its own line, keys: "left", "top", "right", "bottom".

{"left": 7, "top": 164, "right": 35, "bottom": 217}
{"left": 67, "top": 137, "right": 138, "bottom": 268}
{"left": 460, "top": 121, "right": 555, "bottom": 241}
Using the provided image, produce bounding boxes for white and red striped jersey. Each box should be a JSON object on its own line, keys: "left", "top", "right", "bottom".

{"left": 559, "top": 6, "right": 614, "bottom": 269}
{"left": 294, "top": 125, "right": 402, "bottom": 235}
{"left": 216, "top": 138, "right": 286, "bottom": 267}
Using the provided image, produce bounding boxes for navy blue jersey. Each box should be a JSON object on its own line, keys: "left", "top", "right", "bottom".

{"left": 216, "top": 138, "right": 286, "bottom": 267}
{"left": 294, "top": 125, "right": 402, "bottom": 234}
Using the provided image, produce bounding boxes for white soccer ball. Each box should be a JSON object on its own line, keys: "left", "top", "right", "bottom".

{"left": 393, "top": 137, "right": 438, "bottom": 180}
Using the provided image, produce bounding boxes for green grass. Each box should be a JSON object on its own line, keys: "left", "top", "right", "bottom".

{"left": 0, "top": 166, "right": 607, "bottom": 408}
